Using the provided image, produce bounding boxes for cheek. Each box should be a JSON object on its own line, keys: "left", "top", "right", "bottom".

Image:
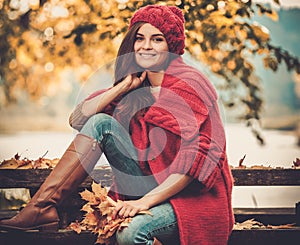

{"left": 157, "top": 43, "right": 169, "bottom": 52}
{"left": 163, "top": 43, "right": 169, "bottom": 52}
{"left": 134, "top": 42, "right": 139, "bottom": 52}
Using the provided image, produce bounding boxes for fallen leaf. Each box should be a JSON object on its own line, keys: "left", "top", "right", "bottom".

{"left": 292, "top": 158, "right": 300, "bottom": 168}
{"left": 137, "top": 210, "right": 153, "bottom": 216}
{"left": 238, "top": 154, "right": 246, "bottom": 168}
{"left": 0, "top": 153, "right": 59, "bottom": 169}
{"left": 68, "top": 182, "right": 152, "bottom": 245}
{"left": 92, "top": 181, "right": 108, "bottom": 201}
{"left": 14, "top": 153, "right": 21, "bottom": 160}
{"left": 0, "top": 158, "right": 20, "bottom": 169}
{"left": 250, "top": 165, "right": 272, "bottom": 170}
{"left": 69, "top": 220, "right": 83, "bottom": 234}
{"left": 233, "top": 219, "right": 265, "bottom": 230}
{"left": 233, "top": 219, "right": 297, "bottom": 231}
{"left": 267, "top": 223, "right": 296, "bottom": 229}
{"left": 81, "top": 203, "right": 94, "bottom": 213}
{"left": 80, "top": 189, "right": 98, "bottom": 204}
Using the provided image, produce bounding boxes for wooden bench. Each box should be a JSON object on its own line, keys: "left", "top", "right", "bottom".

{"left": 0, "top": 167, "right": 300, "bottom": 245}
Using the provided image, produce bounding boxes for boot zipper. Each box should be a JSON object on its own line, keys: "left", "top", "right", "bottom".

{"left": 92, "top": 140, "right": 97, "bottom": 151}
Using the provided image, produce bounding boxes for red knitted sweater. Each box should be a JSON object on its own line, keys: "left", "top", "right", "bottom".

{"left": 83, "top": 57, "right": 234, "bottom": 244}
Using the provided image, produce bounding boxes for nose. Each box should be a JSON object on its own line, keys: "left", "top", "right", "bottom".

{"left": 142, "top": 38, "right": 152, "bottom": 50}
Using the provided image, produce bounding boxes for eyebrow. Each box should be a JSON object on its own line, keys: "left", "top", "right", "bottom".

{"left": 136, "top": 33, "right": 165, "bottom": 38}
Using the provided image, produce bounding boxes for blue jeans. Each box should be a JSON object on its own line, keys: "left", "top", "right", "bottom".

{"left": 80, "top": 113, "right": 179, "bottom": 244}
{"left": 116, "top": 202, "right": 180, "bottom": 245}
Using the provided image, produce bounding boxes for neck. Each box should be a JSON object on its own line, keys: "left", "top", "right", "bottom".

{"left": 147, "top": 70, "right": 164, "bottom": 87}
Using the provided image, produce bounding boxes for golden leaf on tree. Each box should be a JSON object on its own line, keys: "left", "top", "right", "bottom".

{"left": 227, "top": 60, "right": 237, "bottom": 70}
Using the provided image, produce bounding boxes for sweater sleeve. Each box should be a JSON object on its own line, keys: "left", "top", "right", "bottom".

{"left": 168, "top": 127, "right": 226, "bottom": 190}
{"left": 69, "top": 88, "right": 115, "bottom": 131}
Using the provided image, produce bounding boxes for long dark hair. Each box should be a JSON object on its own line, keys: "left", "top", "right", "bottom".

{"left": 113, "top": 22, "right": 155, "bottom": 124}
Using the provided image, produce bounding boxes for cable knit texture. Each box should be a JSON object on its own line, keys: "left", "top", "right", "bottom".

{"left": 129, "top": 5, "right": 185, "bottom": 55}
{"left": 75, "top": 57, "right": 234, "bottom": 244}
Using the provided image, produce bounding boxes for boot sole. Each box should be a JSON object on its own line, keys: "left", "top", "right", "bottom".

{"left": 0, "top": 221, "right": 59, "bottom": 232}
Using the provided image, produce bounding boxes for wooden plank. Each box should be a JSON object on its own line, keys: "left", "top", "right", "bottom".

{"left": 1, "top": 207, "right": 297, "bottom": 229}
{"left": 0, "top": 230, "right": 97, "bottom": 245}
{"left": 234, "top": 208, "right": 296, "bottom": 225}
{"left": 228, "top": 228, "right": 300, "bottom": 245}
{"left": 233, "top": 207, "right": 295, "bottom": 215}
{"left": 1, "top": 167, "right": 300, "bottom": 244}
{"left": 0, "top": 167, "right": 113, "bottom": 189}
{"left": 1, "top": 168, "right": 300, "bottom": 189}
{"left": 231, "top": 169, "right": 300, "bottom": 186}
{"left": 1, "top": 228, "right": 300, "bottom": 245}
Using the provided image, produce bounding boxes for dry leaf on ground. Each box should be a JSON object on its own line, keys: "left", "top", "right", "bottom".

{"left": 267, "top": 223, "right": 296, "bottom": 229}
{"left": 292, "top": 158, "right": 300, "bottom": 169}
{"left": 234, "top": 218, "right": 297, "bottom": 230}
{"left": 234, "top": 218, "right": 266, "bottom": 230}
{"left": 0, "top": 152, "right": 59, "bottom": 169}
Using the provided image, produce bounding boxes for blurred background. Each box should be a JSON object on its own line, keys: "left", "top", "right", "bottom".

{"left": 0, "top": 0, "right": 299, "bottom": 209}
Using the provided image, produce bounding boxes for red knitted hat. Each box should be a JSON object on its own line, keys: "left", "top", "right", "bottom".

{"left": 129, "top": 5, "right": 185, "bottom": 55}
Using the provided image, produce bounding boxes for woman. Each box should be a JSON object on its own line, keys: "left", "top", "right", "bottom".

{"left": 0, "top": 5, "right": 234, "bottom": 245}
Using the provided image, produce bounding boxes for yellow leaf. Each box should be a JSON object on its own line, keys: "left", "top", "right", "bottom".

{"left": 227, "top": 60, "right": 237, "bottom": 70}
{"left": 83, "top": 212, "right": 98, "bottom": 226}
{"left": 266, "top": 10, "right": 279, "bottom": 21}
{"left": 91, "top": 181, "right": 107, "bottom": 199}
{"left": 0, "top": 158, "right": 19, "bottom": 169}
{"left": 95, "top": 236, "right": 109, "bottom": 245}
{"left": 80, "top": 189, "right": 96, "bottom": 203}
{"left": 81, "top": 203, "right": 93, "bottom": 213}
{"left": 137, "top": 210, "right": 153, "bottom": 216}
{"left": 98, "top": 202, "right": 114, "bottom": 215}
{"left": 68, "top": 221, "right": 82, "bottom": 234}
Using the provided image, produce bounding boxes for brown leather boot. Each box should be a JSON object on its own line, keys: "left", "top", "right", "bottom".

{"left": 0, "top": 134, "right": 102, "bottom": 231}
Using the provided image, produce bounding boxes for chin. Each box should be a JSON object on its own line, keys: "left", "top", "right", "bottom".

{"left": 136, "top": 60, "right": 168, "bottom": 71}
{"left": 135, "top": 54, "right": 168, "bottom": 70}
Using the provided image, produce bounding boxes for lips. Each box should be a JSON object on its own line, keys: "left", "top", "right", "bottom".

{"left": 138, "top": 53, "right": 156, "bottom": 58}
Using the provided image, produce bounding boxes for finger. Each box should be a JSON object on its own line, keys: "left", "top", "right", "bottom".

{"left": 139, "top": 71, "right": 147, "bottom": 82}
{"left": 126, "top": 74, "right": 132, "bottom": 80}
{"left": 118, "top": 205, "right": 127, "bottom": 217}
{"left": 123, "top": 74, "right": 132, "bottom": 84}
{"left": 129, "top": 209, "right": 138, "bottom": 217}
{"left": 112, "top": 201, "right": 124, "bottom": 219}
{"left": 123, "top": 206, "right": 134, "bottom": 218}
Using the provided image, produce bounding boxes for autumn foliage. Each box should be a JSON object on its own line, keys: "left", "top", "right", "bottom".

{"left": 1, "top": 0, "right": 299, "bottom": 130}
{"left": 68, "top": 182, "right": 151, "bottom": 245}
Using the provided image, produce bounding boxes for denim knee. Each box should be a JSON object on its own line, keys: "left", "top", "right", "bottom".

{"left": 83, "top": 113, "right": 114, "bottom": 129}
{"left": 115, "top": 203, "right": 179, "bottom": 245}
{"left": 115, "top": 222, "right": 150, "bottom": 245}
{"left": 80, "top": 113, "right": 116, "bottom": 141}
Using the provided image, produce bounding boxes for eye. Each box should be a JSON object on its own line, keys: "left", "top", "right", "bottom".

{"left": 152, "top": 37, "right": 164, "bottom": 43}
{"left": 135, "top": 36, "right": 144, "bottom": 42}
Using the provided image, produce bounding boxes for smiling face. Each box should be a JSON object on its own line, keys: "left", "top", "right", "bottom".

{"left": 134, "top": 23, "right": 169, "bottom": 71}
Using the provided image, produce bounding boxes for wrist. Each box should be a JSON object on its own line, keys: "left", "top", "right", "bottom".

{"left": 139, "top": 195, "right": 157, "bottom": 209}
{"left": 115, "top": 81, "right": 130, "bottom": 94}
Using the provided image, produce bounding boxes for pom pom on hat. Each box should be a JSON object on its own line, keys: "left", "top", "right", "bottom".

{"left": 129, "top": 5, "right": 185, "bottom": 55}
